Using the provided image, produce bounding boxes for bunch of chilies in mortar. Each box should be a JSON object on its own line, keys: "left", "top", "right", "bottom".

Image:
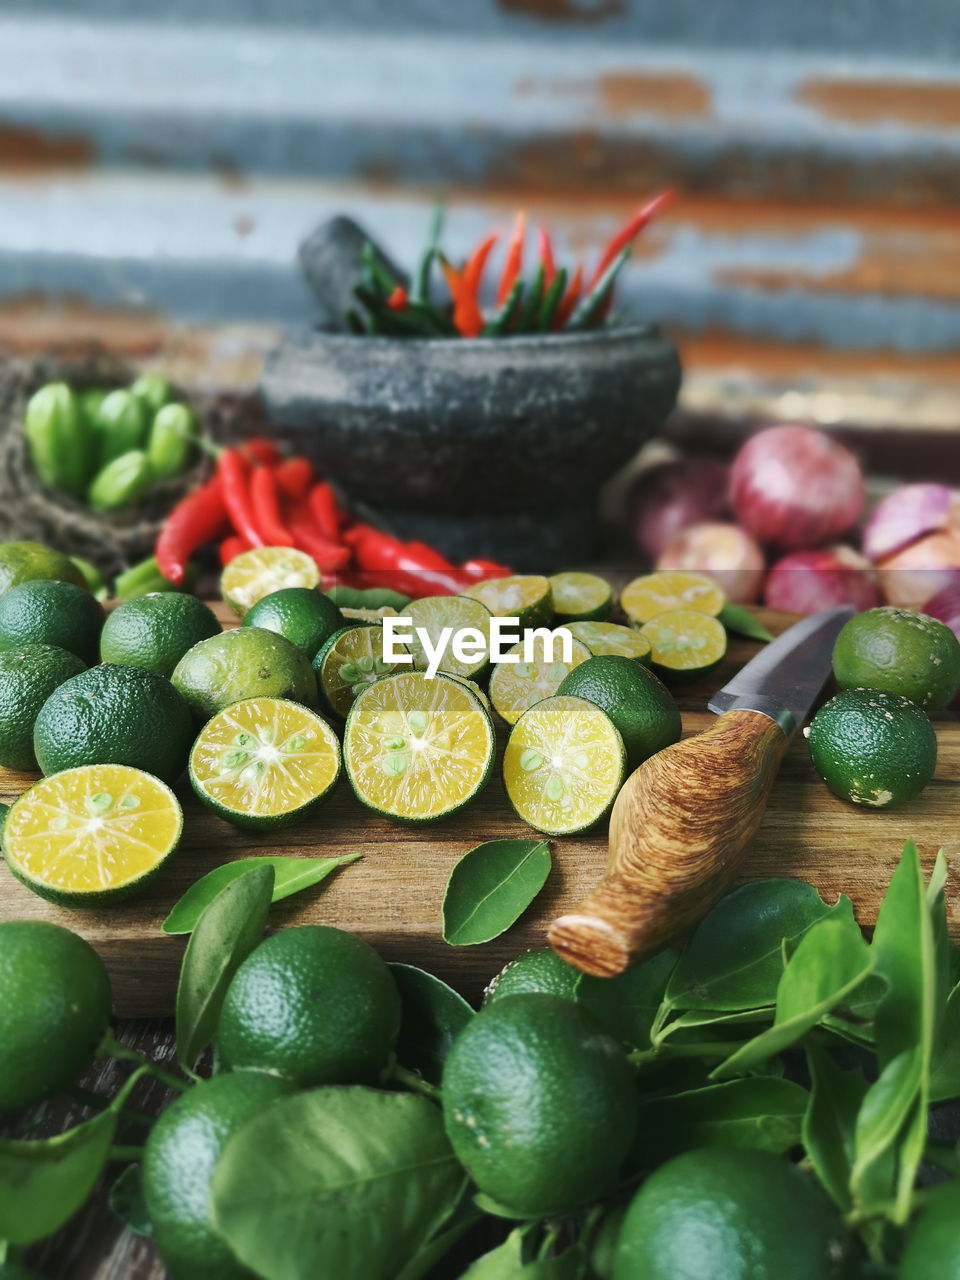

{"left": 156, "top": 438, "right": 509, "bottom": 597}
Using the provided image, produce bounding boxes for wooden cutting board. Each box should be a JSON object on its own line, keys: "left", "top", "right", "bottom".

{"left": 0, "top": 607, "right": 957, "bottom": 1016}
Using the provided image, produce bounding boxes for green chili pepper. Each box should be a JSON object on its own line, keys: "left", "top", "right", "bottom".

{"left": 130, "top": 373, "right": 173, "bottom": 415}
{"left": 345, "top": 309, "right": 367, "bottom": 335}
{"left": 147, "top": 403, "right": 196, "bottom": 480}
{"left": 114, "top": 555, "right": 197, "bottom": 599}
{"left": 94, "top": 390, "right": 148, "bottom": 465}
{"left": 483, "top": 279, "right": 525, "bottom": 337}
{"left": 538, "top": 266, "right": 568, "bottom": 332}
{"left": 515, "top": 264, "right": 545, "bottom": 334}
{"left": 88, "top": 450, "right": 154, "bottom": 512}
{"left": 411, "top": 202, "right": 445, "bottom": 305}
{"left": 359, "top": 242, "right": 402, "bottom": 296}
{"left": 69, "top": 556, "right": 109, "bottom": 601}
{"left": 23, "top": 382, "right": 92, "bottom": 499}
{"left": 567, "top": 248, "right": 630, "bottom": 331}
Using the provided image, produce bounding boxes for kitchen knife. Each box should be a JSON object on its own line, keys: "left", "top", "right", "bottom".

{"left": 548, "top": 606, "right": 854, "bottom": 979}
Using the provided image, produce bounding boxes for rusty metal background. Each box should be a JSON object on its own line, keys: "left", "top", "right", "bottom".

{"left": 0, "top": 1, "right": 958, "bottom": 419}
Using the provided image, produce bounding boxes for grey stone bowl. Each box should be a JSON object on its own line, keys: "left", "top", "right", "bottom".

{"left": 260, "top": 324, "right": 681, "bottom": 569}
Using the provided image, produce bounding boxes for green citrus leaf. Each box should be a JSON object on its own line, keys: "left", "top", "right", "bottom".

{"left": 711, "top": 916, "right": 874, "bottom": 1078}
{"left": 0, "top": 1108, "right": 117, "bottom": 1244}
{"left": 108, "top": 1162, "right": 152, "bottom": 1237}
{"left": 162, "top": 854, "right": 361, "bottom": 934}
{"left": 211, "top": 1087, "right": 464, "bottom": 1280}
{"left": 719, "top": 603, "right": 775, "bottom": 643}
{"left": 175, "top": 863, "right": 274, "bottom": 1071}
{"left": 388, "top": 963, "right": 475, "bottom": 1085}
{"left": 461, "top": 1227, "right": 584, "bottom": 1277}
{"left": 633, "top": 1077, "right": 808, "bottom": 1164}
{"left": 578, "top": 948, "right": 679, "bottom": 1051}
{"left": 442, "top": 839, "right": 552, "bottom": 947}
{"left": 665, "top": 879, "right": 856, "bottom": 1013}
{"left": 802, "top": 1044, "right": 869, "bottom": 1213}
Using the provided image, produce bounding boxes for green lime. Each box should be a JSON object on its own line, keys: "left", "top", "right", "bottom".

{"left": 806, "top": 688, "right": 937, "bottom": 809}
{"left": 100, "top": 592, "right": 220, "bottom": 677}
{"left": 313, "top": 624, "right": 409, "bottom": 719}
{"left": 172, "top": 628, "right": 317, "bottom": 721}
{"left": 344, "top": 671, "right": 495, "bottom": 823}
{"left": 405, "top": 594, "right": 493, "bottom": 680}
{"left": 549, "top": 571, "right": 613, "bottom": 622}
{"left": 461, "top": 575, "right": 554, "bottom": 628}
{"left": 442, "top": 993, "right": 637, "bottom": 1217}
{"left": 0, "top": 541, "right": 86, "bottom": 594}
{"left": 0, "top": 579, "right": 104, "bottom": 664}
{"left": 242, "top": 588, "right": 343, "bottom": 661}
{"left": 558, "top": 655, "right": 681, "bottom": 770}
{"left": 217, "top": 925, "right": 401, "bottom": 1087}
{"left": 189, "top": 697, "right": 341, "bottom": 829}
{"left": 900, "top": 1181, "right": 960, "bottom": 1279}
{"left": 143, "top": 1071, "right": 291, "bottom": 1280}
{"left": 0, "top": 920, "right": 111, "bottom": 1109}
{"left": 221, "top": 546, "right": 320, "bottom": 617}
{"left": 614, "top": 1148, "right": 845, "bottom": 1280}
{"left": 502, "top": 694, "right": 625, "bottom": 835}
{"left": 488, "top": 631, "right": 592, "bottom": 725}
{"left": 833, "top": 606, "right": 960, "bottom": 712}
{"left": 0, "top": 644, "right": 86, "bottom": 771}
{"left": 641, "top": 609, "right": 727, "bottom": 681}
{"left": 484, "top": 948, "right": 582, "bottom": 1005}
{"left": 33, "top": 664, "right": 194, "bottom": 784}
{"left": 566, "top": 620, "right": 651, "bottom": 664}
{"left": 3, "top": 764, "right": 183, "bottom": 904}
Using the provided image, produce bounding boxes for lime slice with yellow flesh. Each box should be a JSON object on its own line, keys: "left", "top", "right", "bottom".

{"left": 503, "top": 695, "right": 626, "bottom": 835}
{"left": 621, "top": 571, "right": 725, "bottom": 625}
{"left": 641, "top": 609, "right": 727, "bottom": 680}
{"left": 189, "top": 697, "right": 341, "bottom": 830}
{"left": 221, "top": 547, "right": 321, "bottom": 617}
{"left": 488, "top": 632, "right": 592, "bottom": 725}
{"left": 548, "top": 572, "right": 613, "bottom": 622}
{"left": 3, "top": 764, "right": 182, "bottom": 904}
{"left": 406, "top": 595, "right": 493, "bottom": 680}
{"left": 461, "top": 576, "right": 553, "bottom": 628}
{"left": 315, "top": 624, "right": 410, "bottom": 719}
{"left": 344, "top": 671, "right": 494, "bottom": 823}
{"left": 567, "top": 620, "right": 651, "bottom": 664}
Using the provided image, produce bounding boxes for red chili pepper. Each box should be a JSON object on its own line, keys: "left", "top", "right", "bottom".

{"left": 403, "top": 541, "right": 457, "bottom": 571}
{"left": 497, "top": 212, "right": 526, "bottom": 305}
{"left": 349, "top": 525, "right": 466, "bottom": 597}
{"left": 440, "top": 259, "right": 484, "bottom": 339}
{"left": 273, "top": 455, "right": 314, "bottom": 503}
{"left": 239, "top": 437, "right": 281, "bottom": 466}
{"left": 249, "top": 466, "right": 294, "bottom": 546}
{"left": 463, "top": 232, "right": 500, "bottom": 297}
{"left": 219, "top": 534, "right": 251, "bottom": 567}
{"left": 309, "top": 482, "right": 342, "bottom": 542}
{"left": 460, "top": 558, "right": 512, "bottom": 580}
{"left": 554, "top": 263, "right": 584, "bottom": 330}
{"left": 217, "top": 449, "right": 265, "bottom": 548}
{"left": 287, "top": 504, "right": 350, "bottom": 572}
{"left": 589, "top": 190, "right": 672, "bottom": 289}
{"left": 386, "top": 285, "right": 408, "bottom": 311}
{"left": 536, "top": 225, "right": 556, "bottom": 286}
{"left": 155, "top": 474, "right": 230, "bottom": 586}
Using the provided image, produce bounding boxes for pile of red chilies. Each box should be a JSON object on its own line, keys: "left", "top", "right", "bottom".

{"left": 155, "top": 440, "right": 510, "bottom": 597}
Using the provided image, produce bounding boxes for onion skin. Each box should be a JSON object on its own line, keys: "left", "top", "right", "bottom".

{"left": 730, "top": 425, "right": 865, "bottom": 550}
{"left": 862, "top": 484, "right": 954, "bottom": 563}
{"left": 764, "top": 546, "right": 878, "bottom": 615}
{"left": 656, "top": 521, "right": 765, "bottom": 604}
{"left": 875, "top": 530, "right": 960, "bottom": 611}
{"left": 923, "top": 583, "right": 960, "bottom": 642}
{"left": 629, "top": 459, "right": 730, "bottom": 560}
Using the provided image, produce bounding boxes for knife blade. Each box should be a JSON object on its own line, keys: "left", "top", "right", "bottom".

{"left": 548, "top": 607, "right": 851, "bottom": 979}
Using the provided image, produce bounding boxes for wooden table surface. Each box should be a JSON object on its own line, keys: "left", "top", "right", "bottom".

{"left": 8, "top": 603, "right": 960, "bottom": 1278}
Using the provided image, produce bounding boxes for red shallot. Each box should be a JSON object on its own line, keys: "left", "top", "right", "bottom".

{"left": 656, "top": 521, "right": 765, "bottom": 604}
{"left": 629, "top": 459, "right": 730, "bottom": 560}
{"left": 764, "top": 546, "right": 878, "bottom": 615}
{"left": 862, "top": 483, "right": 955, "bottom": 563}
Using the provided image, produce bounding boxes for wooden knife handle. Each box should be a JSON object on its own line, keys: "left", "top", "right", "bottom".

{"left": 548, "top": 710, "right": 788, "bottom": 978}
